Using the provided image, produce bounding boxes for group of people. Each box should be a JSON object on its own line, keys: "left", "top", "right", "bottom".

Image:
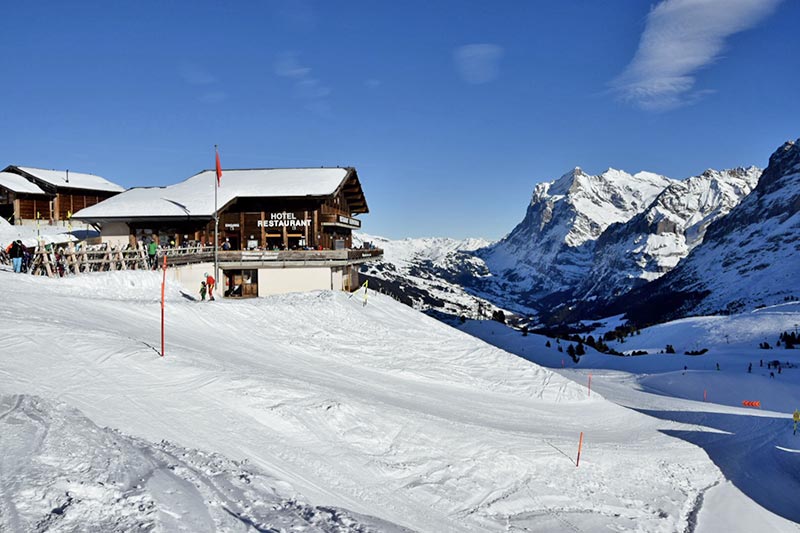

{"left": 755, "top": 359, "right": 789, "bottom": 378}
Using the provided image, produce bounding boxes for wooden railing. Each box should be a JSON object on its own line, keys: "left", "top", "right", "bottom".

{"left": 14, "top": 243, "right": 383, "bottom": 276}
{"left": 163, "top": 247, "right": 383, "bottom": 266}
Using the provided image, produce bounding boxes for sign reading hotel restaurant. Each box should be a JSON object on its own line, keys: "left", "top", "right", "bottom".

{"left": 258, "top": 211, "right": 311, "bottom": 229}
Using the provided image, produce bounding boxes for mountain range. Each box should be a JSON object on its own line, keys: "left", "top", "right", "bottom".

{"left": 359, "top": 138, "right": 799, "bottom": 327}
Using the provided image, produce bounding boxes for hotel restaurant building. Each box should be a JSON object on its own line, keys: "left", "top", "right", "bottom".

{"left": 72, "top": 167, "right": 382, "bottom": 297}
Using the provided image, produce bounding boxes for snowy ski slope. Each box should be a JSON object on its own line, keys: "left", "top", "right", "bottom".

{"left": 1, "top": 270, "right": 798, "bottom": 531}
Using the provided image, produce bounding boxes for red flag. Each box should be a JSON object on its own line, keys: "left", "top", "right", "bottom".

{"left": 215, "top": 149, "right": 222, "bottom": 186}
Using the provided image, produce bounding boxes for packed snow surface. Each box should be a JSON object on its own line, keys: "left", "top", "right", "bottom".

{"left": 1, "top": 270, "right": 799, "bottom": 531}
{"left": 0, "top": 216, "right": 81, "bottom": 249}
{"left": 0, "top": 394, "right": 410, "bottom": 532}
{"left": 459, "top": 304, "right": 800, "bottom": 529}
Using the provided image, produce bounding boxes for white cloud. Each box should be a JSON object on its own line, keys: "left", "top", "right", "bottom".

{"left": 274, "top": 52, "right": 312, "bottom": 79}
{"left": 612, "top": 0, "right": 781, "bottom": 111}
{"left": 454, "top": 44, "right": 504, "bottom": 84}
{"left": 274, "top": 52, "right": 332, "bottom": 117}
{"left": 179, "top": 63, "right": 225, "bottom": 103}
{"left": 179, "top": 63, "right": 216, "bottom": 86}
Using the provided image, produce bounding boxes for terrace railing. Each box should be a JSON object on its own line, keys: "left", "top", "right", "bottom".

{"left": 18, "top": 242, "right": 383, "bottom": 277}
{"left": 162, "top": 247, "right": 384, "bottom": 267}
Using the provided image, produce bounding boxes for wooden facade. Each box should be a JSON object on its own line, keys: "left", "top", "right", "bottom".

{"left": 11, "top": 192, "right": 107, "bottom": 222}
{"left": 62, "top": 167, "right": 380, "bottom": 297}
{"left": 122, "top": 169, "right": 368, "bottom": 252}
{"left": 0, "top": 166, "right": 120, "bottom": 225}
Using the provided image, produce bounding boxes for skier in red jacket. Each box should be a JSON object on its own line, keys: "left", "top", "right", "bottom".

{"left": 204, "top": 272, "right": 216, "bottom": 300}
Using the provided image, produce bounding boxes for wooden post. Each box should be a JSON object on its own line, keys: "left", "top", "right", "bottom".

{"left": 239, "top": 211, "right": 245, "bottom": 250}
{"left": 304, "top": 210, "right": 309, "bottom": 246}
{"left": 312, "top": 209, "right": 318, "bottom": 248}
{"left": 260, "top": 210, "right": 266, "bottom": 247}
{"left": 41, "top": 245, "right": 54, "bottom": 277}
{"left": 138, "top": 241, "right": 148, "bottom": 270}
{"left": 161, "top": 254, "right": 167, "bottom": 357}
{"left": 67, "top": 242, "right": 78, "bottom": 274}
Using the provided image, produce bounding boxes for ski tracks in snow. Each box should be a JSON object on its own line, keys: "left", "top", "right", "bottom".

{"left": 0, "top": 395, "right": 27, "bottom": 532}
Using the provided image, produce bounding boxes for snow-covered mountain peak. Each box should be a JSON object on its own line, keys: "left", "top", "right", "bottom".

{"left": 355, "top": 232, "right": 492, "bottom": 267}
{"left": 355, "top": 150, "right": 777, "bottom": 327}
{"left": 758, "top": 139, "right": 800, "bottom": 193}
{"left": 548, "top": 166, "right": 587, "bottom": 196}
{"left": 643, "top": 167, "right": 761, "bottom": 231}
{"left": 565, "top": 169, "right": 672, "bottom": 240}
{"left": 563, "top": 166, "right": 764, "bottom": 315}
{"left": 611, "top": 138, "right": 799, "bottom": 323}
{"left": 478, "top": 166, "right": 675, "bottom": 302}
{"left": 532, "top": 166, "right": 672, "bottom": 249}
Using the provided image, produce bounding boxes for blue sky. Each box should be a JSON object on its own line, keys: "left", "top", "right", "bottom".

{"left": 1, "top": 0, "right": 797, "bottom": 239}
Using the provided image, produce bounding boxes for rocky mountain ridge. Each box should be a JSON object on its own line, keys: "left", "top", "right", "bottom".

{"left": 608, "top": 139, "right": 800, "bottom": 324}
{"left": 477, "top": 168, "right": 672, "bottom": 303}
{"left": 359, "top": 141, "right": 798, "bottom": 326}
{"left": 569, "top": 166, "right": 761, "bottom": 309}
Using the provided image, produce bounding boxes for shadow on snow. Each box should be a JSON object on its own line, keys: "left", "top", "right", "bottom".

{"left": 636, "top": 409, "right": 800, "bottom": 524}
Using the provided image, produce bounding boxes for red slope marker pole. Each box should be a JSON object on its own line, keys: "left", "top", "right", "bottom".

{"left": 704, "top": 389, "right": 707, "bottom": 402}
{"left": 161, "top": 254, "right": 167, "bottom": 357}
{"left": 576, "top": 432, "right": 584, "bottom": 467}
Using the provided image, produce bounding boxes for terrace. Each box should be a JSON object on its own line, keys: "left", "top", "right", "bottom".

{"left": 162, "top": 246, "right": 383, "bottom": 268}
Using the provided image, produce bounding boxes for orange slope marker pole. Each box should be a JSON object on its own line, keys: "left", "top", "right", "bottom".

{"left": 576, "top": 432, "right": 584, "bottom": 467}
{"left": 161, "top": 254, "right": 167, "bottom": 357}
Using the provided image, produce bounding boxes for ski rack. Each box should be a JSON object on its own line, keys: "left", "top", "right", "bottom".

{"left": 28, "top": 241, "right": 149, "bottom": 277}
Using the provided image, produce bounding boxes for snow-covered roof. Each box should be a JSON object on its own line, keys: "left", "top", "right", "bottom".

{"left": 73, "top": 167, "right": 356, "bottom": 220}
{"left": 13, "top": 166, "right": 125, "bottom": 193}
{"left": 0, "top": 171, "right": 46, "bottom": 194}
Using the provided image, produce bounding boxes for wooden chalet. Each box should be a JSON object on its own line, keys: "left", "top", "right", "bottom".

{"left": 72, "top": 166, "right": 382, "bottom": 297}
{"left": 0, "top": 166, "right": 124, "bottom": 225}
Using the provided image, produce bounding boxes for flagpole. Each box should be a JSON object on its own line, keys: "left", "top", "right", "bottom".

{"left": 214, "top": 144, "right": 219, "bottom": 299}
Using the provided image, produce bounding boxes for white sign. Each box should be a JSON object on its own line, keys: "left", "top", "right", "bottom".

{"left": 337, "top": 215, "right": 361, "bottom": 228}
{"left": 258, "top": 212, "right": 310, "bottom": 229}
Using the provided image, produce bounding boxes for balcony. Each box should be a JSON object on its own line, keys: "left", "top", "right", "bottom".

{"left": 162, "top": 246, "right": 383, "bottom": 268}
